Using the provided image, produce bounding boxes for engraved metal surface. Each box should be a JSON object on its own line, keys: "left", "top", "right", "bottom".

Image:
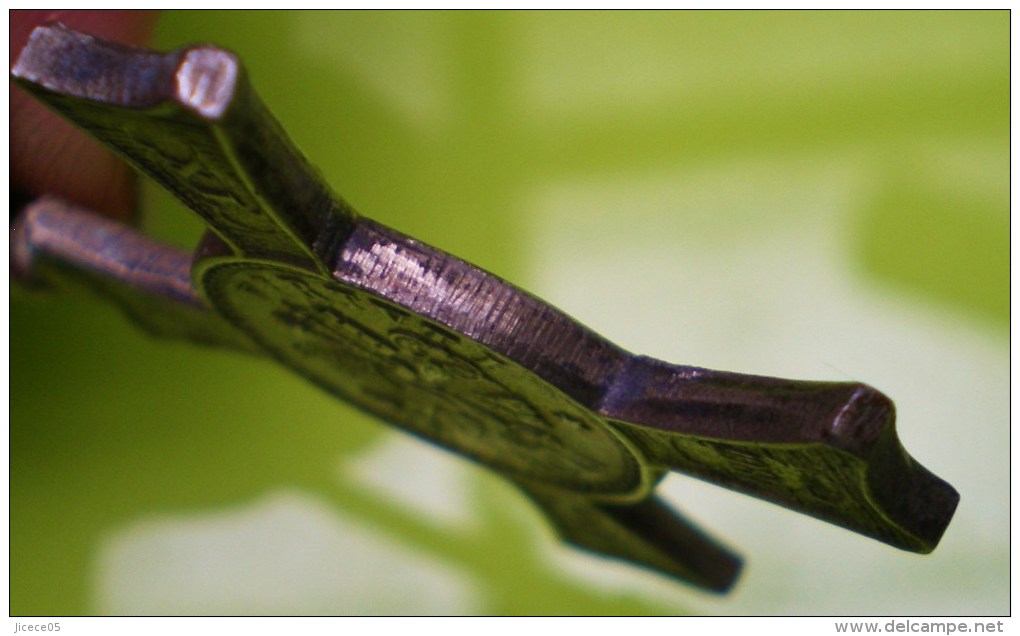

{"left": 10, "top": 23, "right": 356, "bottom": 272}
{"left": 11, "top": 23, "right": 960, "bottom": 594}
{"left": 201, "top": 259, "right": 648, "bottom": 497}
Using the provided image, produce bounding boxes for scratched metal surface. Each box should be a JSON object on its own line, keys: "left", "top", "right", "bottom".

{"left": 10, "top": 11, "right": 1008, "bottom": 615}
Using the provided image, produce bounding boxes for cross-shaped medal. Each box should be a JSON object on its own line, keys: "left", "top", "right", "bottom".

{"left": 11, "top": 24, "right": 959, "bottom": 593}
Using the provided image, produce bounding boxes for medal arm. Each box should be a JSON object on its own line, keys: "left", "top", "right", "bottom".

{"left": 12, "top": 196, "right": 259, "bottom": 354}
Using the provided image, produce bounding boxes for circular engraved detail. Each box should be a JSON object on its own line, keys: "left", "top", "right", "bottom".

{"left": 203, "top": 262, "right": 644, "bottom": 496}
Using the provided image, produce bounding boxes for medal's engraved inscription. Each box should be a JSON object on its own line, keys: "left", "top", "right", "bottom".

{"left": 611, "top": 421, "right": 922, "bottom": 550}
{"left": 34, "top": 93, "right": 304, "bottom": 262}
{"left": 204, "top": 263, "right": 645, "bottom": 497}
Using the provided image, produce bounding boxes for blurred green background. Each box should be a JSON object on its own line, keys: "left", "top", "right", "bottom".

{"left": 10, "top": 10, "right": 1008, "bottom": 615}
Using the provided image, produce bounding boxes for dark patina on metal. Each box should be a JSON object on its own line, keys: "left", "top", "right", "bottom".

{"left": 11, "top": 24, "right": 959, "bottom": 593}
